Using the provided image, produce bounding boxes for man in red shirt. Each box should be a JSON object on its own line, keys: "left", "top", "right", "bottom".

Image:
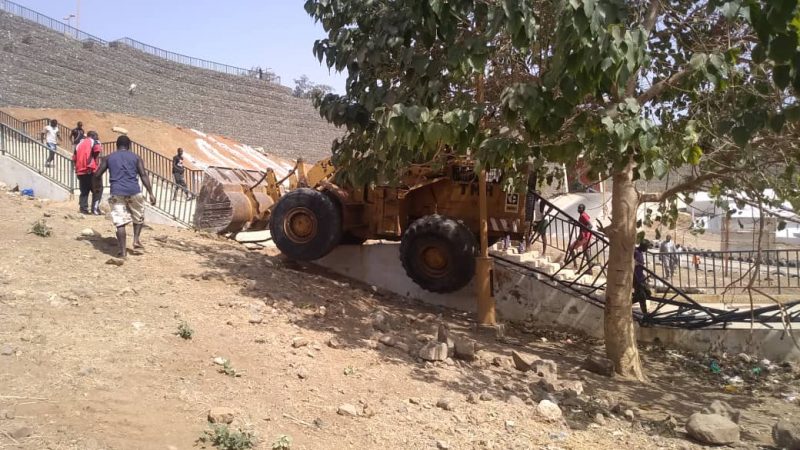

{"left": 73, "top": 131, "right": 102, "bottom": 214}
{"left": 566, "top": 203, "right": 593, "bottom": 269}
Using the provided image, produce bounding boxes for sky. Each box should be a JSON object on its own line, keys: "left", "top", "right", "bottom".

{"left": 14, "top": 0, "right": 347, "bottom": 92}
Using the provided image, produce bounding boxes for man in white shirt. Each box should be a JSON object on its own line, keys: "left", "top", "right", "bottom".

{"left": 40, "top": 119, "right": 60, "bottom": 168}
{"left": 659, "top": 235, "right": 677, "bottom": 278}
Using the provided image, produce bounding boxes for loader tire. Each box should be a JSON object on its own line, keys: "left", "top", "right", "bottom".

{"left": 270, "top": 188, "right": 342, "bottom": 261}
{"left": 400, "top": 215, "right": 477, "bottom": 293}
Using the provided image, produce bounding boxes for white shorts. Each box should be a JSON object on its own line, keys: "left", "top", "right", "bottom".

{"left": 109, "top": 194, "right": 145, "bottom": 227}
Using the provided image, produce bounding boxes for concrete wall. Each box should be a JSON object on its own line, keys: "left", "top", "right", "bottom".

{"left": 317, "top": 242, "right": 800, "bottom": 363}
{"left": 0, "top": 153, "right": 72, "bottom": 201}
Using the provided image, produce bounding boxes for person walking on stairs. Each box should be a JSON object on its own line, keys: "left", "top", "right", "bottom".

{"left": 565, "top": 203, "right": 593, "bottom": 269}
{"left": 72, "top": 131, "right": 102, "bottom": 214}
{"left": 172, "top": 148, "right": 194, "bottom": 201}
{"left": 94, "top": 135, "right": 156, "bottom": 259}
{"left": 69, "top": 121, "right": 85, "bottom": 151}
{"left": 41, "top": 119, "right": 60, "bottom": 168}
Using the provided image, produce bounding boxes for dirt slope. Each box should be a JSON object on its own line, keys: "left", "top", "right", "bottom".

{"left": 2, "top": 108, "right": 295, "bottom": 174}
{"left": 0, "top": 190, "right": 798, "bottom": 449}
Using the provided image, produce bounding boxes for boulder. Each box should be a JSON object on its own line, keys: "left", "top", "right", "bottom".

{"left": 419, "top": 342, "right": 448, "bottom": 362}
{"left": 453, "top": 339, "right": 476, "bottom": 361}
{"left": 686, "top": 413, "right": 740, "bottom": 445}
{"left": 536, "top": 400, "right": 563, "bottom": 422}
{"left": 702, "top": 400, "right": 740, "bottom": 424}
{"left": 773, "top": 419, "right": 800, "bottom": 450}
{"left": 531, "top": 359, "right": 558, "bottom": 380}
{"left": 511, "top": 350, "right": 539, "bottom": 372}
{"left": 582, "top": 355, "right": 615, "bottom": 377}
{"left": 208, "top": 407, "right": 235, "bottom": 424}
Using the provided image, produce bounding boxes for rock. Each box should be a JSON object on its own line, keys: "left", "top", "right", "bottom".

{"left": 624, "top": 409, "right": 635, "bottom": 421}
{"left": 419, "top": 342, "right": 448, "bottom": 361}
{"left": 313, "top": 418, "right": 325, "bottom": 428}
{"left": 11, "top": 427, "right": 32, "bottom": 439}
{"left": 105, "top": 258, "right": 124, "bottom": 266}
{"left": 327, "top": 337, "right": 343, "bottom": 349}
{"left": 536, "top": 400, "right": 563, "bottom": 422}
{"left": 702, "top": 400, "right": 740, "bottom": 424}
{"left": 557, "top": 380, "right": 584, "bottom": 397}
{"left": 337, "top": 403, "right": 360, "bottom": 417}
{"left": 1, "top": 345, "right": 14, "bottom": 356}
{"left": 507, "top": 395, "right": 526, "bottom": 406}
{"left": 454, "top": 339, "right": 476, "bottom": 361}
{"left": 292, "top": 337, "right": 308, "bottom": 348}
{"left": 371, "top": 312, "right": 391, "bottom": 332}
{"left": 248, "top": 315, "right": 263, "bottom": 324}
{"left": 213, "top": 357, "right": 227, "bottom": 366}
{"left": 685, "top": 413, "right": 740, "bottom": 445}
{"left": 112, "top": 126, "right": 129, "bottom": 134}
{"left": 80, "top": 228, "right": 98, "bottom": 237}
{"left": 737, "top": 353, "right": 753, "bottom": 364}
{"left": 77, "top": 366, "right": 94, "bottom": 376}
{"left": 511, "top": 350, "right": 539, "bottom": 372}
{"left": 492, "top": 356, "right": 510, "bottom": 367}
{"left": 394, "top": 341, "right": 410, "bottom": 353}
{"left": 378, "top": 334, "right": 397, "bottom": 347}
{"left": 594, "top": 413, "right": 607, "bottom": 426}
{"left": 531, "top": 359, "right": 558, "bottom": 380}
{"left": 436, "top": 398, "right": 455, "bottom": 411}
{"left": 582, "top": 355, "right": 615, "bottom": 376}
{"left": 296, "top": 368, "right": 309, "bottom": 379}
{"left": 479, "top": 392, "right": 493, "bottom": 401}
{"left": 772, "top": 419, "right": 800, "bottom": 450}
{"left": 466, "top": 393, "right": 479, "bottom": 404}
{"left": 208, "top": 407, "right": 235, "bottom": 424}
{"left": 436, "top": 440, "right": 450, "bottom": 450}
{"left": 315, "top": 306, "right": 327, "bottom": 318}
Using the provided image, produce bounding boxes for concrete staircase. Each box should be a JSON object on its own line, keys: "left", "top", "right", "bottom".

{"left": 489, "top": 242, "right": 607, "bottom": 289}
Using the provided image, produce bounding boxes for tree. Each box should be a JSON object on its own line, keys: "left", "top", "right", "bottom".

{"left": 304, "top": 0, "right": 800, "bottom": 379}
{"left": 293, "top": 75, "right": 334, "bottom": 99}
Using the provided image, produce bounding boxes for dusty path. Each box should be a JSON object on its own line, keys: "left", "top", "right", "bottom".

{"left": 0, "top": 189, "right": 798, "bottom": 450}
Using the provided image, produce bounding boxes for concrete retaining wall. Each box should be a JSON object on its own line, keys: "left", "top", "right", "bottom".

{"left": 0, "top": 154, "right": 71, "bottom": 201}
{"left": 317, "top": 242, "right": 800, "bottom": 363}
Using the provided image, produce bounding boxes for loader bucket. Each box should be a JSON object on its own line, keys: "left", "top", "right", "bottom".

{"left": 193, "top": 167, "right": 279, "bottom": 234}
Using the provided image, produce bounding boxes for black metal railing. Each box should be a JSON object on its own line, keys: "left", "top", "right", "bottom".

{"left": 0, "top": 124, "right": 76, "bottom": 191}
{"left": 0, "top": 122, "right": 196, "bottom": 227}
{"left": 645, "top": 248, "right": 800, "bottom": 295}
{"left": 100, "top": 141, "right": 203, "bottom": 193}
{"left": 144, "top": 171, "right": 196, "bottom": 227}
{"left": 111, "top": 37, "right": 263, "bottom": 79}
{"left": 495, "top": 192, "right": 800, "bottom": 329}
{"left": 0, "top": 0, "right": 107, "bottom": 44}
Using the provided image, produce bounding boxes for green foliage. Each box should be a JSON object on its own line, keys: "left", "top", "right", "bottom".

{"left": 272, "top": 435, "right": 292, "bottom": 450}
{"left": 176, "top": 321, "right": 194, "bottom": 340}
{"left": 199, "top": 425, "right": 255, "bottom": 450}
{"left": 29, "top": 219, "right": 52, "bottom": 237}
{"left": 306, "top": 0, "right": 800, "bottom": 224}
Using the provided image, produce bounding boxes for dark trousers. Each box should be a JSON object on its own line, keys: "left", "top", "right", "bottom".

{"left": 172, "top": 172, "right": 191, "bottom": 199}
{"left": 77, "top": 174, "right": 97, "bottom": 212}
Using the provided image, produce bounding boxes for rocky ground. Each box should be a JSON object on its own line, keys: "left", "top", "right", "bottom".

{"left": 1, "top": 187, "right": 799, "bottom": 450}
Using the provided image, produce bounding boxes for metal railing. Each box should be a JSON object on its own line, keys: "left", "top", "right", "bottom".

{"left": 645, "top": 248, "right": 800, "bottom": 295}
{"left": 145, "top": 171, "right": 196, "bottom": 227}
{"left": 0, "top": 0, "right": 107, "bottom": 44}
{"left": 101, "top": 141, "right": 203, "bottom": 193}
{"left": 0, "top": 124, "right": 76, "bottom": 191}
{"left": 494, "top": 192, "right": 800, "bottom": 329}
{"left": 111, "top": 37, "right": 258, "bottom": 78}
{"left": 0, "top": 122, "right": 197, "bottom": 227}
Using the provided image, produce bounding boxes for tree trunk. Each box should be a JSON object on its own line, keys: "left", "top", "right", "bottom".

{"left": 604, "top": 162, "right": 646, "bottom": 380}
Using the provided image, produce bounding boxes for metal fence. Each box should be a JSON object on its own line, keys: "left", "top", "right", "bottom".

{"left": 0, "top": 0, "right": 107, "bottom": 44}
{"left": 145, "top": 171, "right": 196, "bottom": 226}
{"left": 645, "top": 249, "right": 800, "bottom": 295}
{"left": 0, "top": 124, "right": 76, "bottom": 191}
{"left": 111, "top": 37, "right": 257, "bottom": 78}
{"left": 101, "top": 141, "right": 203, "bottom": 193}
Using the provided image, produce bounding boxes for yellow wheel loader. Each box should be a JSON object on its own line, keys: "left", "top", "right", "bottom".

{"left": 195, "top": 158, "right": 526, "bottom": 293}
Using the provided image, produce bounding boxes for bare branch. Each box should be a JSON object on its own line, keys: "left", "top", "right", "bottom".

{"left": 638, "top": 171, "right": 722, "bottom": 203}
